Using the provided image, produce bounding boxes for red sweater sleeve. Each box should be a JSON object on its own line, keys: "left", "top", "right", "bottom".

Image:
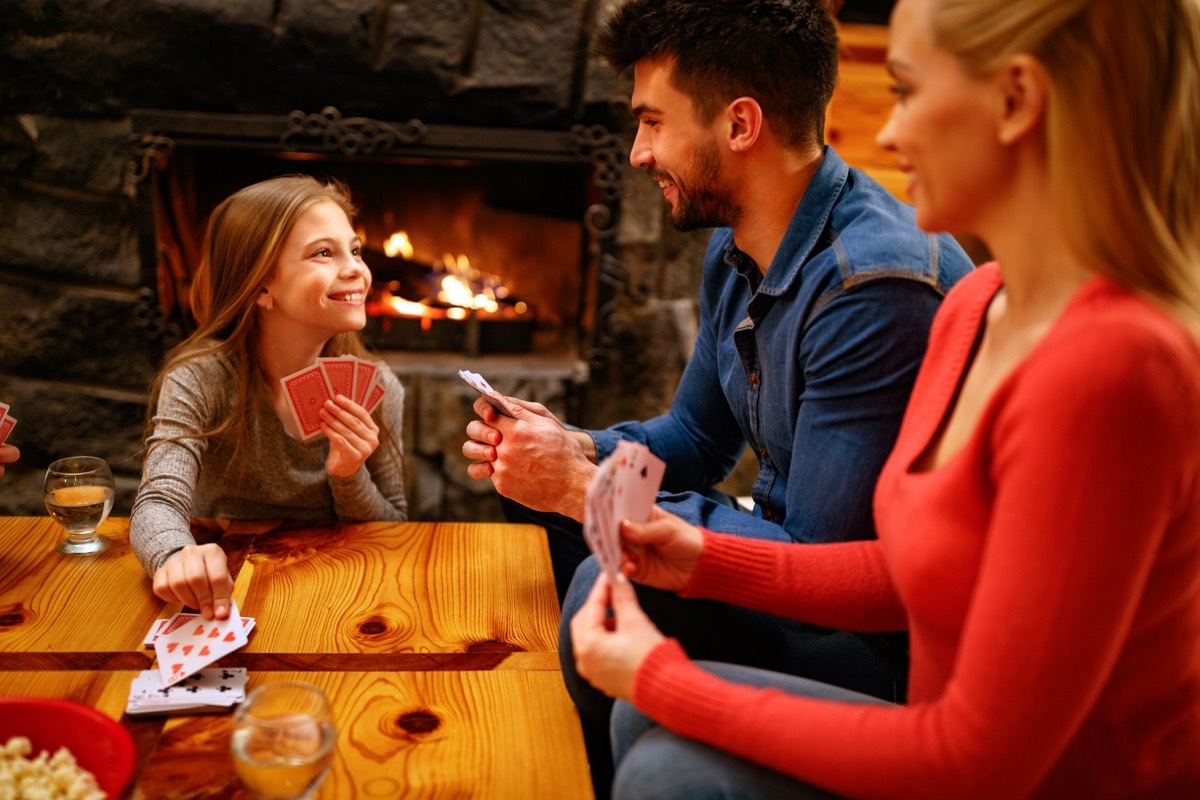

{"left": 682, "top": 530, "right": 908, "bottom": 632}
{"left": 633, "top": 283, "right": 1200, "bottom": 799}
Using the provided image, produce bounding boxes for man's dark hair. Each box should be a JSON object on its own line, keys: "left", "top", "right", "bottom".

{"left": 594, "top": 0, "right": 839, "bottom": 149}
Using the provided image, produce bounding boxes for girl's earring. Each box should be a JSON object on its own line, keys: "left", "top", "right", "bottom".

{"left": 264, "top": 296, "right": 274, "bottom": 310}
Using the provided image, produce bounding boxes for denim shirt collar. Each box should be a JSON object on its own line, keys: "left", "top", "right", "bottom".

{"left": 722, "top": 145, "right": 848, "bottom": 298}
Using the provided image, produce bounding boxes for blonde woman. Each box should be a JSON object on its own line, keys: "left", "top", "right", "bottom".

{"left": 131, "top": 175, "right": 407, "bottom": 621}
{"left": 571, "top": 0, "right": 1200, "bottom": 797}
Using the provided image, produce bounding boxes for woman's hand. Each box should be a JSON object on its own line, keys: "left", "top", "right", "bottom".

{"left": 618, "top": 505, "right": 705, "bottom": 592}
{"left": 570, "top": 570, "right": 666, "bottom": 702}
{"left": 152, "top": 543, "right": 233, "bottom": 620}
{"left": 321, "top": 394, "right": 380, "bottom": 477}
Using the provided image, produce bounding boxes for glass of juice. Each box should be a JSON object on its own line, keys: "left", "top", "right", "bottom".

{"left": 43, "top": 456, "right": 115, "bottom": 555}
{"left": 231, "top": 681, "right": 337, "bottom": 800}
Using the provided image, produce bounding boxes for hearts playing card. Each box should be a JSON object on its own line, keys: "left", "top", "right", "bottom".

{"left": 153, "top": 600, "right": 249, "bottom": 687}
{"left": 143, "top": 613, "right": 256, "bottom": 647}
{"left": 458, "top": 369, "right": 516, "bottom": 418}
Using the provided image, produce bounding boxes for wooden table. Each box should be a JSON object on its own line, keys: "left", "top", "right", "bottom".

{"left": 0, "top": 516, "right": 592, "bottom": 799}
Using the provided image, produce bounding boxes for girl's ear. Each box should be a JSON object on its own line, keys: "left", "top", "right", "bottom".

{"left": 256, "top": 289, "right": 273, "bottom": 311}
{"left": 995, "top": 54, "right": 1047, "bottom": 146}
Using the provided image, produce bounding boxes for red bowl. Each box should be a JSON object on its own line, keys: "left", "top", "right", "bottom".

{"left": 0, "top": 697, "right": 136, "bottom": 798}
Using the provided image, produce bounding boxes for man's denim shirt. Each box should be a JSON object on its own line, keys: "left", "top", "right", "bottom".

{"left": 588, "top": 147, "right": 974, "bottom": 545}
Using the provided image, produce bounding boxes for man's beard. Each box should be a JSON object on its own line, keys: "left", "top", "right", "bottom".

{"left": 657, "top": 140, "right": 742, "bottom": 231}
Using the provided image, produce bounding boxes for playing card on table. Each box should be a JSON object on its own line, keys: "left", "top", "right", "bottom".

{"left": 125, "top": 667, "right": 248, "bottom": 715}
{"left": 153, "top": 600, "right": 249, "bottom": 688}
{"left": 318, "top": 356, "right": 355, "bottom": 400}
{"left": 143, "top": 612, "right": 256, "bottom": 647}
{"left": 458, "top": 369, "right": 517, "bottom": 418}
{"left": 280, "top": 364, "right": 331, "bottom": 439}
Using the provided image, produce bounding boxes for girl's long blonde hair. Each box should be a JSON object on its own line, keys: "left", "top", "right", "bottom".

{"left": 145, "top": 174, "right": 395, "bottom": 466}
{"left": 933, "top": 0, "right": 1200, "bottom": 314}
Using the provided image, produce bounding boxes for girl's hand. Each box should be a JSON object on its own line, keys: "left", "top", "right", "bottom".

{"left": 618, "top": 505, "right": 705, "bottom": 592}
{"left": 570, "top": 570, "right": 666, "bottom": 702}
{"left": 152, "top": 543, "right": 233, "bottom": 620}
{"left": 321, "top": 394, "right": 380, "bottom": 477}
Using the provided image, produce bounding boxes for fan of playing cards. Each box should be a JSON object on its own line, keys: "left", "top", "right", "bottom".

{"left": 584, "top": 440, "right": 666, "bottom": 579}
{"left": 281, "top": 356, "right": 388, "bottom": 439}
{"left": 126, "top": 600, "right": 256, "bottom": 715}
{"left": 0, "top": 401, "right": 17, "bottom": 446}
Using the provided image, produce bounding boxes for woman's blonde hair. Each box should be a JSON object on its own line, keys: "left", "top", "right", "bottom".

{"left": 145, "top": 174, "right": 393, "bottom": 466}
{"left": 933, "top": 0, "right": 1200, "bottom": 312}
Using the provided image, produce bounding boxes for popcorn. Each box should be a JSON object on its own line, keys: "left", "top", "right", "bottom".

{"left": 0, "top": 737, "right": 105, "bottom": 800}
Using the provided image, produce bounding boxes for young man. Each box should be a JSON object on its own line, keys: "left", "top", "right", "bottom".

{"left": 462, "top": 0, "right": 972, "bottom": 792}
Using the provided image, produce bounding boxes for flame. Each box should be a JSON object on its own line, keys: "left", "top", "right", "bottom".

{"left": 384, "top": 231, "right": 414, "bottom": 260}
{"left": 384, "top": 292, "right": 444, "bottom": 319}
{"left": 373, "top": 234, "right": 526, "bottom": 320}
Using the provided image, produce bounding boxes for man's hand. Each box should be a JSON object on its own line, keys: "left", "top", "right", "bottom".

{"left": 152, "top": 543, "right": 234, "bottom": 620}
{"left": 570, "top": 570, "right": 666, "bottom": 702}
{"left": 462, "top": 396, "right": 596, "bottom": 521}
{"left": 618, "top": 505, "right": 705, "bottom": 592}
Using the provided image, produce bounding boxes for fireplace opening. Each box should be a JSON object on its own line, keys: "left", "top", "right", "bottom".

{"left": 132, "top": 109, "right": 622, "bottom": 364}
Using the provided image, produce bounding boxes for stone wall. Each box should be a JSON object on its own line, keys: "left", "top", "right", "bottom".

{"left": 0, "top": 0, "right": 714, "bottom": 519}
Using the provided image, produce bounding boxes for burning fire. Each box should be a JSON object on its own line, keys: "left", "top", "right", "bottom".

{"left": 372, "top": 231, "right": 529, "bottom": 323}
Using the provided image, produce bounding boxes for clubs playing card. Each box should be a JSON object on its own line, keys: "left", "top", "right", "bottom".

{"left": 584, "top": 441, "right": 665, "bottom": 578}
{"left": 280, "top": 364, "right": 331, "bottom": 439}
{"left": 125, "top": 667, "right": 249, "bottom": 715}
{"left": 458, "top": 369, "right": 516, "bottom": 418}
{"left": 153, "top": 599, "right": 250, "bottom": 688}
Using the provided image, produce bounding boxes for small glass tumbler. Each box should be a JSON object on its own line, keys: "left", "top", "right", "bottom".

{"left": 231, "top": 681, "right": 337, "bottom": 800}
{"left": 43, "top": 456, "right": 115, "bottom": 555}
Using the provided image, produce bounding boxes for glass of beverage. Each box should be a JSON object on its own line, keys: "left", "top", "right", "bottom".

{"left": 231, "top": 682, "right": 337, "bottom": 800}
{"left": 43, "top": 456, "right": 115, "bottom": 555}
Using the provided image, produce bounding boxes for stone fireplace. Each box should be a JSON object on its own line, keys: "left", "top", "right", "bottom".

{"left": 0, "top": 0, "right": 708, "bottom": 521}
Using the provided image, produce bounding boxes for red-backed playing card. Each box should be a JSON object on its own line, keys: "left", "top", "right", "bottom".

{"left": 0, "top": 414, "right": 15, "bottom": 446}
{"left": 318, "top": 357, "right": 355, "bottom": 399}
{"left": 281, "top": 364, "right": 331, "bottom": 439}
{"left": 352, "top": 357, "right": 379, "bottom": 406}
{"left": 363, "top": 379, "right": 386, "bottom": 414}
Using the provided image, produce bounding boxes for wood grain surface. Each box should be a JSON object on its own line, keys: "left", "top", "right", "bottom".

{"left": 0, "top": 518, "right": 166, "bottom": 654}
{"left": 235, "top": 521, "right": 561, "bottom": 657}
{"left": 132, "top": 670, "right": 591, "bottom": 800}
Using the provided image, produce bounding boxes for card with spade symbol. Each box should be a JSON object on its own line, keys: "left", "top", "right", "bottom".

{"left": 153, "top": 599, "right": 250, "bottom": 688}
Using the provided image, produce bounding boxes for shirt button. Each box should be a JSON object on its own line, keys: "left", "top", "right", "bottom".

{"left": 759, "top": 447, "right": 768, "bottom": 461}
{"left": 748, "top": 373, "right": 759, "bottom": 386}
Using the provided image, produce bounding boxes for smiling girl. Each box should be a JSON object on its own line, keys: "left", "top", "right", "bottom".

{"left": 131, "top": 175, "right": 407, "bottom": 620}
